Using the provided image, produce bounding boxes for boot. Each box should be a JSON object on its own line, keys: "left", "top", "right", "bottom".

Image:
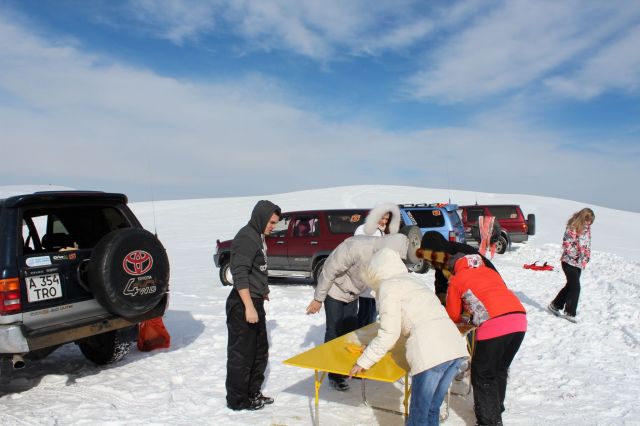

{"left": 249, "top": 391, "right": 274, "bottom": 405}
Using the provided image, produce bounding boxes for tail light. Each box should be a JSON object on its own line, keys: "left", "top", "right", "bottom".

{"left": 448, "top": 231, "right": 456, "bottom": 242}
{"left": 0, "top": 277, "right": 22, "bottom": 315}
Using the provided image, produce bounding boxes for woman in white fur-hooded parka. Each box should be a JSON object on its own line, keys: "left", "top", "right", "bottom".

{"left": 354, "top": 202, "right": 401, "bottom": 327}
{"left": 349, "top": 248, "right": 469, "bottom": 426}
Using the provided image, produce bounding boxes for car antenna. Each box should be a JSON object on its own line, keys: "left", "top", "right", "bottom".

{"left": 151, "top": 188, "right": 158, "bottom": 238}
{"left": 446, "top": 163, "right": 452, "bottom": 204}
{"left": 146, "top": 159, "right": 158, "bottom": 238}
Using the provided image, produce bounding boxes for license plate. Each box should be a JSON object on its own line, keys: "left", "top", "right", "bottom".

{"left": 26, "top": 273, "right": 62, "bottom": 303}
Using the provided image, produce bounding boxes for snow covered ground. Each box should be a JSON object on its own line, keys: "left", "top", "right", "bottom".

{"left": 1, "top": 185, "right": 639, "bottom": 425}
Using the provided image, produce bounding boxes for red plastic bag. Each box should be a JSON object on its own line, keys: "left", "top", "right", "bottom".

{"left": 137, "top": 317, "right": 171, "bottom": 351}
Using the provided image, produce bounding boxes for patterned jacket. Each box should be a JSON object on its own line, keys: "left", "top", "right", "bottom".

{"left": 560, "top": 225, "right": 591, "bottom": 269}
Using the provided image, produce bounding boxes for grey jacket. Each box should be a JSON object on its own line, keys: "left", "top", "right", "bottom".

{"left": 313, "top": 234, "right": 409, "bottom": 303}
{"left": 230, "top": 200, "right": 280, "bottom": 298}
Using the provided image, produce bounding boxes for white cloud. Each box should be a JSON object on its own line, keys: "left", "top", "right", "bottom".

{"left": 0, "top": 16, "right": 638, "bottom": 211}
{"left": 124, "top": 0, "right": 221, "bottom": 43}
{"left": 121, "top": 0, "right": 441, "bottom": 58}
{"left": 90, "top": 0, "right": 640, "bottom": 103}
{"left": 545, "top": 24, "right": 640, "bottom": 99}
{"left": 406, "top": 0, "right": 640, "bottom": 103}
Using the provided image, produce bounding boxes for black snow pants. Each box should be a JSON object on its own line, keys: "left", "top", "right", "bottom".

{"left": 551, "top": 261, "right": 582, "bottom": 316}
{"left": 434, "top": 269, "right": 449, "bottom": 301}
{"left": 324, "top": 295, "right": 358, "bottom": 381}
{"left": 225, "top": 289, "right": 268, "bottom": 409}
{"left": 472, "top": 331, "right": 525, "bottom": 426}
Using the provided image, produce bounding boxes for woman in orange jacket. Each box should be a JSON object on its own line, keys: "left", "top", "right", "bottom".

{"left": 418, "top": 249, "right": 526, "bottom": 426}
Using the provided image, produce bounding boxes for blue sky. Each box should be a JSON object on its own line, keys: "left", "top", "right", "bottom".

{"left": 1, "top": 0, "right": 639, "bottom": 212}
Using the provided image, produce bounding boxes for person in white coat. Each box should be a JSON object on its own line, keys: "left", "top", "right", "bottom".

{"left": 306, "top": 233, "right": 409, "bottom": 391}
{"left": 349, "top": 248, "right": 469, "bottom": 426}
{"left": 354, "top": 202, "right": 401, "bottom": 327}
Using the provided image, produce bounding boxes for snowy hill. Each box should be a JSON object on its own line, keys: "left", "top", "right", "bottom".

{"left": 1, "top": 185, "right": 639, "bottom": 425}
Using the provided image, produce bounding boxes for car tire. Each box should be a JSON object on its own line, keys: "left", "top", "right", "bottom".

{"left": 313, "top": 258, "right": 326, "bottom": 286}
{"left": 78, "top": 330, "right": 132, "bottom": 365}
{"left": 88, "top": 228, "right": 170, "bottom": 319}
{"left": 219, "top": 259, "right": 233, "bottom": 286}
{"left": 399, "top": 225, "right": 422, "bottom": 264}
{"left": 527, "top": 214, "right": 536, "bottom": 236}
{"left": 407, "top": 259, "right": 429, "bottom": 274}
{"left": 399, "top": 225, "right": 428, "bottom": 273}
{"left": 494, "top": 234, "right": 509, "bottom": 255}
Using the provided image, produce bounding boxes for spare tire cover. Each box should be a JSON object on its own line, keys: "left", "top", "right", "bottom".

{"left": 88, "top": 228, "right": 170, "bottom": 318}
{"left": 399, "top": 225, "right": 422, "bottom": 265}
{"left": 527, "top": 213, "right": 536, "bottom": 236}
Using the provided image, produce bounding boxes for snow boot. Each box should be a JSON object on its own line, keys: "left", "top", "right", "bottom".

{"left": 250, "top": 392, "right": 274, "bottom": 405}
{"left": 227, "top": 398, "right": 265, "bottom": 411}
{"left": 547, "top": 303, "right": 562, "bottom": 317}
{"left": 330, "top": 378, "right": 349, "bottom": 391}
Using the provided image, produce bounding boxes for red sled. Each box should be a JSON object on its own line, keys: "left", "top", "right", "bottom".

{"left": 137, "top": 317, "right": 171, "bottom": 351}
{"left": 523, "top": 261, "right": 554, "bottom": 271}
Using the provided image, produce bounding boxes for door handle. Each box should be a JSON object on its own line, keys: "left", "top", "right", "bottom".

{"left": 310, "top": 241, "right": 318, "bottom": 245}
{"left": 277, "top": 241, "right": 285, "bottom": 244}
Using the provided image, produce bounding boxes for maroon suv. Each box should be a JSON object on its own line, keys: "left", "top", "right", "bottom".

{"left": 459, "top": 204, "right": 536, "bottom": 254}
{"left": 213, "top": 209, "right": 368, "bottom": 285}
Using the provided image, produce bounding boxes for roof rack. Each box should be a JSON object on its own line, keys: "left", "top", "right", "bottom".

{"left": 399, "top": 203, "right": 453, "bottom": 208}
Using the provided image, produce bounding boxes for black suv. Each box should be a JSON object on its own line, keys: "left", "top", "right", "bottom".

{"left": 0, "top": 191, "right": 170, "bottom": 371}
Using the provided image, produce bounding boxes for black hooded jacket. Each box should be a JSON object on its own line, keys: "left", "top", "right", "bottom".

{"left": 421, "top": 231, "right": 497, "bottom": 272}
{"left": 230, "top": 200, "right": 281, "bottom": 298}
{"left": 421, "top": 231, "right": 499, "bottom": 295}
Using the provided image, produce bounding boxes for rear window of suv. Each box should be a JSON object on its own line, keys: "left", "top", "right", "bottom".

{"left": 22, "top": 205, "right": 131, "bottom": 252}
{"left": 403, "top": 209, "right": 445, "bottom": 228}
{"left": 486, "top": 206, "right": 519, "bottom": 219}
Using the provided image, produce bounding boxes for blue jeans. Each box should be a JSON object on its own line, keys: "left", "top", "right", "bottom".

{"left": 407, "top": 358, "right": 465, "bottom": 426}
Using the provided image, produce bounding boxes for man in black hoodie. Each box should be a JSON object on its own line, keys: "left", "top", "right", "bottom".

{"left": 226, "top": 200, "right": 281, "bottom": 411}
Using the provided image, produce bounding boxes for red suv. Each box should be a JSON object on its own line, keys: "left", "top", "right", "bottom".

{"left": 459, "top": 204, "right": 536, "bottom": 254}
{"left": 213, "top": 209, "right": 367, "bottom": 285}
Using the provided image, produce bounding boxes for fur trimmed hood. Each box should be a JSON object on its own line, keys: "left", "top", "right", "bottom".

{"left": 363, "top": 203, "right": 401, "bottom": 235}
{"left": 364, "top": 247, "right": 409, "bottom": 292}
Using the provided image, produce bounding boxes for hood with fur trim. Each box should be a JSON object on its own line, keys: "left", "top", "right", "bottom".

{"left": 364, "top": 247, "right": 409, "bottom": 292}
{"left": 363, "top": 202, "right": 401, "bottom": 235}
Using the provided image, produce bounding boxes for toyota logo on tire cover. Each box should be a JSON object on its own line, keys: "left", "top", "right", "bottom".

{"left": 123, "top": 250, "right": 154, "bottom": 275}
